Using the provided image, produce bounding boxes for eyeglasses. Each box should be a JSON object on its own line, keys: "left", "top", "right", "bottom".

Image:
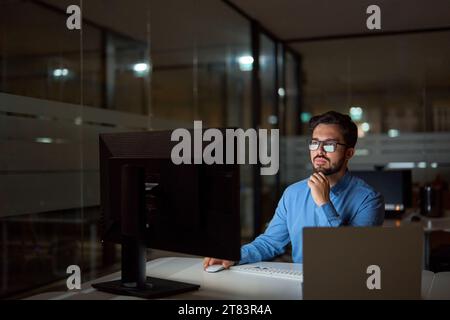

{"left": 308, "top": 140, "right": 348, "bottom": 153}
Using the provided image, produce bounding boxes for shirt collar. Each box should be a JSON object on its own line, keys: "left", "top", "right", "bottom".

{"left": 330, "top": 170, "right": 351, "bottom": 196}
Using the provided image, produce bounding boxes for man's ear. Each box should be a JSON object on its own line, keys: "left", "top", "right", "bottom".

{"left": 346, "top": 148, "right": 355, "bottom": 160}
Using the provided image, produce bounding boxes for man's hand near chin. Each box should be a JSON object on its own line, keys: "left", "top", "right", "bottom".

{"left": 307, "top": 172, "right": 331, "bottom": 206}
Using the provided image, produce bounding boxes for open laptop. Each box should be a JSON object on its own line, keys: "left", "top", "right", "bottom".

{"left": 302, "top": 226, "right": 423, "bottom": 300}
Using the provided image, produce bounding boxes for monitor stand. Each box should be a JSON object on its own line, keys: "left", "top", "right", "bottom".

{"left": 93, "top": 165, "right": 199, "bottom": 298}
{"left": 92, "top": 238, "right": 200, "bottom": 299}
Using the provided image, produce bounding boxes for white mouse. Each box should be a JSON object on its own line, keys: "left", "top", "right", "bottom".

{"left": 205, "top": 264, "right": 226, "bottom": 273}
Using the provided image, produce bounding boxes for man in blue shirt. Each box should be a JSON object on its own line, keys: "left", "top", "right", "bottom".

{"left": 204, "top": 111, "right": 384, "bottom": 269}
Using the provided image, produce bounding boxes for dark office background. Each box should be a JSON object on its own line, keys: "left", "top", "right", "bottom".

{"left": 1, "top": 0, "right": 450, "bottom": 298}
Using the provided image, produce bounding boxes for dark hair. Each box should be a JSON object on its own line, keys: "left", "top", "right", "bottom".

{"left": 309, "top": 111, "right": 358, "bottom": 148}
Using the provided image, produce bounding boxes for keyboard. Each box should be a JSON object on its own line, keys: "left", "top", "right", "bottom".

{"left": 230, "top": 262, "right": 303, "bottom": 281}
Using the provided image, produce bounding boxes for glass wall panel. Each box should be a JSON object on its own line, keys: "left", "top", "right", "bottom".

{"left": 259, "top": 34, "right": 278, "bottom": 231}
{"left": 149, "top": 0, "right": 253, "bottom": 238}
{"left": 0, "top": 0, "right": 84, "bottom": 298}
{"left": 0, "top": 0, "right": 254, "bottom": 298}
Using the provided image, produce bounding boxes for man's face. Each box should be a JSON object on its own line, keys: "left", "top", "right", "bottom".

{"left": 309, "top": 124, "right": 350, "bottom": 176}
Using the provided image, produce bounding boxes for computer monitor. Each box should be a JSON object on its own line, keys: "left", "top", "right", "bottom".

{"left": 92, "top": 130, "right": 241, "bottom": 299}
{"left": 351, "top": 170, "right": 412, "bottom": 217}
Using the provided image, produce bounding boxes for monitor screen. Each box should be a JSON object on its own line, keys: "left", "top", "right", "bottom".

{"left": 351, "top": 170, "right": 412, "bottom": 212}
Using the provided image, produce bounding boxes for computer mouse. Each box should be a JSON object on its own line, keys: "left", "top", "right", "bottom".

{"left": 205, "top": 264, "right": 226, "bottom": 273}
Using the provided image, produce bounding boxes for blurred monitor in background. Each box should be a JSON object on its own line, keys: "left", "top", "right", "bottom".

{"left": 352, "top": 170, "right": 412, "bottom": 219}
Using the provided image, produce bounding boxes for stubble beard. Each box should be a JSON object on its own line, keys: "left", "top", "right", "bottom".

{"left": 312, "top": 156, "right": 345, "bottom": 176}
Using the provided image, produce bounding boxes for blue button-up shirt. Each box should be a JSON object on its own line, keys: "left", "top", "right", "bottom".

{"left": 240, "top": 171, "right": 385, "bottom": 264}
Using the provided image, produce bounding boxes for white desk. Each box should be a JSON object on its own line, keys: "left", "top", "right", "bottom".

{"left": 25, "top": 257, "right": 450, "bottom": 300}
